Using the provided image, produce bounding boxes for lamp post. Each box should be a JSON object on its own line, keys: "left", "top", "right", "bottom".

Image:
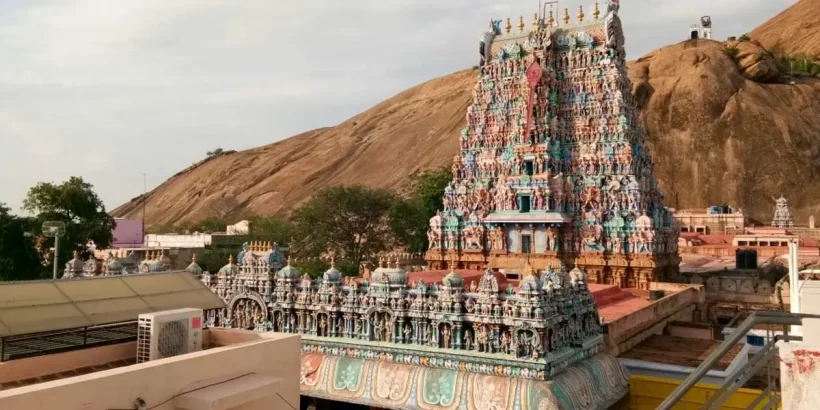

{"left": 42, "top": 221, "right": 66, "bottom": 280}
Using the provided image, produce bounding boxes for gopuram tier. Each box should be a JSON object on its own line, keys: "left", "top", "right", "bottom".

{"left": 425, "top": 3, "right": 679, "bottom": 289}
{"left": 202, "top": 247, "right": 605, "bottom": 378}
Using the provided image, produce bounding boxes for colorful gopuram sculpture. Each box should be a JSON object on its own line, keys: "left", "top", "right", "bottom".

{"left": 772, "top": 196, "right": 794, "bottom": 228}
{"left": 203, "top": 242, "right": 628, "bottom": 409}
{"left": 426, "top": 1, "right": 679, "bottom": 289}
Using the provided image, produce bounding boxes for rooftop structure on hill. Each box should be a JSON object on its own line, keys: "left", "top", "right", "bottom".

{"left": 673, "top": 205, "right": 746, "bottom": 234}
{"left": 424, "top": 0, "right": 679, "bottom": 291}
{"left": 772, "top": 196, "right": 795, "bottom": 228}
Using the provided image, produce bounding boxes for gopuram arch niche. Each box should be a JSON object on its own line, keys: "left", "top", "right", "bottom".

{"left": 365, "top": 307, "right": 394, "bottom": 342}
{"left": 514, "top": 327, "right": 541, "bottom": 360}
{"left": 227, "top": 292, "right": 268, "bottom": 330}
{"left": 438, "top": 321, "right": 456, "bottom": 349}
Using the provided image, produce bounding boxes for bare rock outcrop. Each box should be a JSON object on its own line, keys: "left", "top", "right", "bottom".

{"left": 726, "top": 40, "right": 781, "bottom": 83}
{"left": 749, "top": 0, "right": 820, "bottom": 57}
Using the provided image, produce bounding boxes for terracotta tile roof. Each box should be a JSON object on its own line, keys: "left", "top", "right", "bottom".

{"left": 588, "top": 284, "right": 652, "bottom": 323}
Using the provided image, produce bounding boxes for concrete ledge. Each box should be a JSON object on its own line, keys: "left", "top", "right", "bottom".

{"left": 174, "top": 373, "right": 281, "bottom": 410}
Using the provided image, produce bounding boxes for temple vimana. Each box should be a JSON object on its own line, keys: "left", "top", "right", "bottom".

{"left": 425, "top": 0, "right": 679, "bottom": 290}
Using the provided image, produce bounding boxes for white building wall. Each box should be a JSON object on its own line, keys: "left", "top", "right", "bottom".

{"left": 144, "top": 234, "right": 212, "bottom": 248}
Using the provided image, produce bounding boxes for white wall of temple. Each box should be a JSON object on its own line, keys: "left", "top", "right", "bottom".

{"left": 144, "top": 233, "right": 212, "bottom": 248}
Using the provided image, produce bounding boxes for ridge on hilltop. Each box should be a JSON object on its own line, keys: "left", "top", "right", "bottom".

{"left": 113, "top": 2, "right": 820, "bottom": 227}
{"left": 112, "top": 70, "right": 476, "bottom": 226}
{"left": 749, "top": 0, "right": 820, "bottom": 57}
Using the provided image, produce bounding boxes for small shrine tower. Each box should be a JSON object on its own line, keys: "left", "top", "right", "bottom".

{"left": 772, "top": 196, "right": 794, "bottom": 228}
{"left": 689, "top": 16, "right": 712, "bottom": 40}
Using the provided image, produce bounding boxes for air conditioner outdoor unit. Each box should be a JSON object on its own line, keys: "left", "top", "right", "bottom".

{"left": 136, "top": 308, "right": 204, "bottom": 364}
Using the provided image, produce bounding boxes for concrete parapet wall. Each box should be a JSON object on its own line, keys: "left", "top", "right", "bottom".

{"left": 0, "top": 330, "right": 301, "bottom": 410}
{"left": 604, "top": 284, "right": 704, "bottom": 355}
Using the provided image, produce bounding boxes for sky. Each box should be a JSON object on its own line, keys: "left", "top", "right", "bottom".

{"left": 0, "top": 0, "right": 794, "bottom": 214}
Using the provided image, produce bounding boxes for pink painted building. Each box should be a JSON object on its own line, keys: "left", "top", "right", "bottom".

{"left": 112, "top": 218, "right": 143, "bottom": 247}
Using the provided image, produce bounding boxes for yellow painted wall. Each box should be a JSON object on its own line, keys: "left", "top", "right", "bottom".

{"left": 629, "top": 375, "right": 780, "bottom": 410}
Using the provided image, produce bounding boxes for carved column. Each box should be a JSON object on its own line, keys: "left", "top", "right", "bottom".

{"left": 454, "top": 323, "right": 463, "bottom": 349}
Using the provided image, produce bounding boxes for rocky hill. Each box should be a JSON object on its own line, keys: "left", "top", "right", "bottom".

{"left": 749, "top": 0, "right": 820, "bottom": 57}
{"left": 113, "top": 2, "right": 820, "bottom": 226}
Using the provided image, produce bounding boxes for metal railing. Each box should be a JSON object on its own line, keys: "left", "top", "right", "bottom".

{"left": 657, "top": 311, "right": 820, "bottom": 410}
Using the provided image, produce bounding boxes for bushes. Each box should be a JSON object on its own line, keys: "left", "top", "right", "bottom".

{"left": 724, "top": 46, "right": 740, "bottom": 61}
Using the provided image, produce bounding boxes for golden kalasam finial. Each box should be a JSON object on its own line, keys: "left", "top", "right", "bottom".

{"left": 228, "top": 253, "right": 234, "bottom": 264}
{"left": 548, "top": 10, "right": 555, "bottom": 26}
{"left": 505, "top": 17, "right": 512, "bottom": 33}
{"left": 593, "top": 2, "right": 600, "bottom": 20}
{"left": 577, "top": 5, "right": 584, "bottom": 22}
{"left": 532, "top": 12, "right": 539, "bottom": 31}
{"left": 563, "top": 8, "right": 570, "bottom": 24}
{"left": 286, "top": 255, "right": 292, "bottom": 266}
{"left": 518, "top": 15, "right": 525, "bottom": 32}
{"left": 523, "top": 262, "right": 535, "bottom": 277}
{"left": 191, "top": 253, "right": 197, "bottom": 262}
{"left": 330, "top": 256, "right": 336, "bottom": 268}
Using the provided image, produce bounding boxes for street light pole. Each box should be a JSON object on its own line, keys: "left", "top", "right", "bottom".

{"left": 42, "top": 221, "right": 66, "bottom": 281}
{"left": 53, "top": 235, "right": 59, "bottom": 280}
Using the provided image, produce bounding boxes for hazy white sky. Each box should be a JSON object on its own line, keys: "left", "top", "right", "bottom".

{"left": 0, "top": 0, "right": 793, "bottom": 213}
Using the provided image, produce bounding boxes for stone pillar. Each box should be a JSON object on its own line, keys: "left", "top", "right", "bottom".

{"left": 454, "top": 324, "right": 463, "bottom": 349}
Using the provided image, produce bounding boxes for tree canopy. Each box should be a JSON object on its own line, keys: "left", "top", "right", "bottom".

{"left": 291, "top": 185, "right": 396, "bottom": 266}
{"left": 247, "top": 214, "right": 295, "bottom": 247}
{"left": 388, "top": 167, "right": 450, "bottom": 252}
{"left": 22, "top": 176, "right": 115, "bottom": 272}
{"left": 0, "top": 203, "right": 42, "bottom": 281}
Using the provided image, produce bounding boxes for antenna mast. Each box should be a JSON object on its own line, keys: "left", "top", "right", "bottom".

{"left": 142, "top": 173, "right": 146, "bottom": 243}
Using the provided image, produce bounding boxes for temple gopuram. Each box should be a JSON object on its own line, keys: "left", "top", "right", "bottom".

{"left": 202, "top": 240, "right": 629, "bottom": 409}
{"left": 425, "top": 0, "right": 679, "bottom": 290}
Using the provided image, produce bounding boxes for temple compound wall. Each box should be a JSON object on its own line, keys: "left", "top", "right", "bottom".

{"left": 425, "top": 1, "right": 679, "bottom": 291}
{"left": 201, "top": 243, "right": 629, "bottom": 409}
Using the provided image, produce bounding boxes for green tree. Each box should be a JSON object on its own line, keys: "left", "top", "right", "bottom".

{"left": 0, "top": 203, "right": 42, "bottom": 281}
{"left": 247, "top": 214, "right": 295, "bottom": 246}
{"left": 294, "top": 258, "right": 330, "bottom": 279}
{"left": 388, "top": 199, "right": 428, "bottom": 252}
{"left": 23, "top": 177, "right": 115, "bottom": 272}
{"left": 291, "top": 186, "right": 396, "bottom": 266}
{"left": 190, "top": 217, "right": 228, "bottom": 233}
{"left": 414, "top": 167, "right": 451, "bottom": 217}
{"left": 196, "top": 248, "right": 233, "bottom": 273}
{"left": 389, "top": 167, "right": 450, "bottom": 252}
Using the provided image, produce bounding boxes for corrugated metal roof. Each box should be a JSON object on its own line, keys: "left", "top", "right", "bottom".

{"left": 0, "top": 271, "right": 225, "bottom": 337}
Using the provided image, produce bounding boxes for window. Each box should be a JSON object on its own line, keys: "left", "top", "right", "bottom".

{"left": 524, "top": 160, "right": 534, "bottom": 176}
{"left": 521, "top": 234, "right": 532, "bottom": 254}
{"left": 520, "top": 195, "right": 531, "bottom": 213}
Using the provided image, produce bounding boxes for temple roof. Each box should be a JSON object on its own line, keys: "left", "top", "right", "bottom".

{"left": 300, "top": 351, "right": 629, "bottom": 410}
